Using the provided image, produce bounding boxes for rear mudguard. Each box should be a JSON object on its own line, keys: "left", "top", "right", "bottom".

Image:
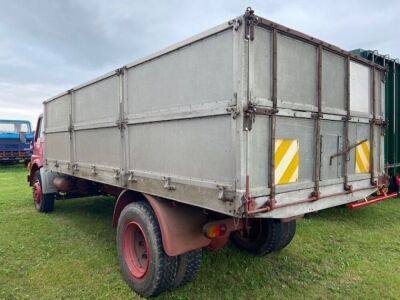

{"left": 112, "top": 190, "right": 211, "bottom": 256}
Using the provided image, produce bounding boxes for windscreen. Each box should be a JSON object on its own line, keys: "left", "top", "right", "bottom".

{"left": 0, "top": 121, "right": 31, "bottom": 134}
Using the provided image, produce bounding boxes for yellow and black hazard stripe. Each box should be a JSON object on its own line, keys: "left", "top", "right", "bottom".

{"left": 355, "top": 140, "right": 370, "bottom": 173}
{"left": 274, "top": 139, "right": 299, "bottom": 185}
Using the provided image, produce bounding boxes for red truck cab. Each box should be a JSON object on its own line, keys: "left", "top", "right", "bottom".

{"left": 27, "top": 114, "right": 56, "bottom": 212}
{"left": 28, "top": 114, "right": 44, "bottom": 185}
{"left": 27, "top": 114, "right": 44, "bottom": 186}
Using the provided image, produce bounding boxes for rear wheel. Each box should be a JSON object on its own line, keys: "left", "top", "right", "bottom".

{"left": 117, "top": 201, "right": 177, "bottom": 297}
{"left": 32, "top": 170, "right": 54, "bottom": 213}
{"left": 172, "top": 249, "right": 202, "bottom": 288}
{"left": 276, "top": 220, "right": 296, "bottom": 251}
{"left": 230, "top": 218, "right": 285, "bottom": 256}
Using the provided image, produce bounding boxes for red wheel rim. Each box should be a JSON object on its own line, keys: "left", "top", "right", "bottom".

{"left": 122, "top": 221, "right": 150, "bottom": 279}
{"left": 33, "top": 181, "right": 42, "bottom": 209}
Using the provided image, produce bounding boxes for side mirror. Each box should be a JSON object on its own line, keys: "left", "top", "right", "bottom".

{"left": 19, "top": 131, "right": 27, "bottom": 143}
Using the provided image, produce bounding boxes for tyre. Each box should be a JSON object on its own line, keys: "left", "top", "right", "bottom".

{"left": 275, "top": 220, "right": 296, "bottom": 251}
{"left": 32, "top": 170, "right": 54, "bottom": 213}
{"left": 230, "top": 218, "right": 284, "bottom": 256}
{"left": 116, "top": 201, "right": 177, "bottom": 297}
{"left": 172, "top": 248, "right": 202, "bottom": 288}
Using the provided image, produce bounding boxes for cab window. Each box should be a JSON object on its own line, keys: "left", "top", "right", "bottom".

{"left": 35, "top": 118, "right": 43, "bottom": 141}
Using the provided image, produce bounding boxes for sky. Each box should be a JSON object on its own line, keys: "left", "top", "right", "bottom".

{"left": 0, "top": 0, "right": 399, "bottom": 128}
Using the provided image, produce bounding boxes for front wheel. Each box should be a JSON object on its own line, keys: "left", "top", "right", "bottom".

{"left": 116, "top": 201, "right": 177, "bottom": 297}
{"left": 32, "top": 170, "right": 54, "bottom": 213}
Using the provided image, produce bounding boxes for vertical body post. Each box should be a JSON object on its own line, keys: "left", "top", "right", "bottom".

{"left": 70, "top": 89, "right": 76, "bottom": 174}
{"left": 370, "top": 68, "right": 376, "bottom": 185}
{"left": 313, "top": 45, "right": 323, "bottom": 198}
{"left": 268, "top": 28, "right": 278, "bottom": 208}
{"left": 343, "top": 56, "right": 351, "bottom": 191}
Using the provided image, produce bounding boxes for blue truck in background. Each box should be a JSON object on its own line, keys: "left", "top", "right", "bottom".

{"left": 0, "top": 119, "right": 33, "bottom": 164}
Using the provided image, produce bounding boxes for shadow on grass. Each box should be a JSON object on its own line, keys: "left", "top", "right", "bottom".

{"left": 50, "top": 196, "right": 117, "bottom": 242}
{"left": 55, "top": 195, "right": 116, "bottom": 217}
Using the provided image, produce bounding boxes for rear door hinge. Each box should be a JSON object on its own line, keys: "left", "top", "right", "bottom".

{"left": 244, "top": 7, "right": 257, "bottom": 41}
{"left": 243, "top": 111, "right": 255, "bottom": 131}
{"left": 243, "top": 104, "right": 278, "bottom": 131}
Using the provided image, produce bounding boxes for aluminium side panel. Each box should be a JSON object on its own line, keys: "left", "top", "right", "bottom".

{"left": 44, "top": 93, "right": 71, "bottom": 173}
{"left": 349, "top": 61, "right": 372, "bottom": 117}
{"left": 44, "top": 22, "right": 241, "bottom": 215}
{"left": 123, "top": 28, "right": 238, "bottom": 212}
{"left": 276, "top": 33, "right": 318, "bottom": 112}
{"left": 251, "top": 26, "right": 272, "bottom": 106}
{"left": 321, "top": 50, "right": 347, "bottom": 115}
{"left": 72, "top": 74, "right": 123, "bottom": 184}
{"left": 126, "top": 29, "right": 234, "bottom": 114}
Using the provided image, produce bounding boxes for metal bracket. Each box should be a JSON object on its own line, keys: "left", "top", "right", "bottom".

{"left": 72, "top": 163, "right": 79, "bottom": 172}
{"left": 371, "top": 118, "right": 387, "bottom": 127}
{"left": 91, "top": 165, "right": 97, "bottom": 175}
{"left": 345, "top": 184, "right": 353, "bottom": 192}
{"left": 68, "top": 124, "right": 74, "bottom": 134}
{"left": 228, "top": 18, "right": 242, "bottom": 31}
{"left": 116, "top": 118, "right": 127, "bottom": 130}
{"left": 217, "top": 185, "right": 235, "bottom": 202}
{"left": 371, "top": 118, "right": 387, "bottom": 136}
{"left": 127, "top": 171, "right": 137, "bottom": 183}
{"left": 226, "top": 106, "right": 240, "bottom": 119}
{"left": 54, "top": 160, "right": 59, "bottom": 168}
{"left": 311, "top": 112, "right": 323, "bottom": 119}
{"left": 115, "top": 66, "right": 126, "bottom": 76}
{"left": 114, "top": 170, "right": 120, "bottom": 180}
{"left": 163, "top": 177, "right": 176, "bottom": 191}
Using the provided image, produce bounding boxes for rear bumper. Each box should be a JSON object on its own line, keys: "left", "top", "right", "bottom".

{"left": 347, "top": 191, "right": 398, "bottom": 209}
{"left": 253, "top": 179, "right": 381, "bottom": 218}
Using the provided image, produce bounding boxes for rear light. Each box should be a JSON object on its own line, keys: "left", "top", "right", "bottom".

{"left": 203, "top": 223, "right": 227, "bottom": 239}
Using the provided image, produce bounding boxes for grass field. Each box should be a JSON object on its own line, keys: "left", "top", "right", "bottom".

{"left": 0, "top": 165, "right": 399, "bottom": 299}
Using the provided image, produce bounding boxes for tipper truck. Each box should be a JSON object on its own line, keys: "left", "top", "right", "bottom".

{"left": 28, "top": 8, "right": 396, "bottom": 297}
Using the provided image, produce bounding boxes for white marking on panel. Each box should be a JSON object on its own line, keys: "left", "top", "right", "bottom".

{"left": 350, "top": 61, "right": 371, "bottom": 113}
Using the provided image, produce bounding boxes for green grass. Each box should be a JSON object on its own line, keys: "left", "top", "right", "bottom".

{"left": 0, "top": 165, "right": 399, "bottom": 299}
